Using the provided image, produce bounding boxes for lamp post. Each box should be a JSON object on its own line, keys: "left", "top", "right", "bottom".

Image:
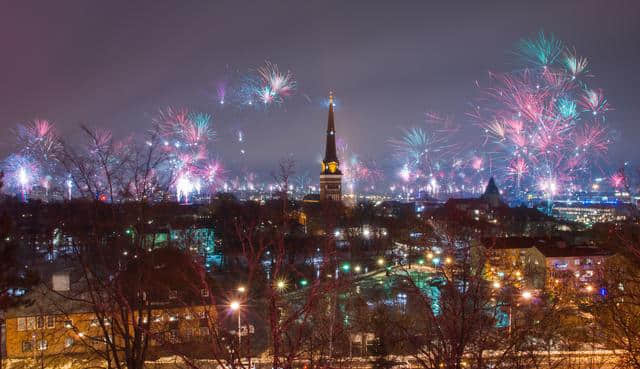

{"left": 230, "top": 301, "right": 241, "bottom": 346}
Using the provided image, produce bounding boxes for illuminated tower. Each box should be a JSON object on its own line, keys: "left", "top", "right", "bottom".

{"left": 320, "top": 92, "right": 342, "bottom": 202}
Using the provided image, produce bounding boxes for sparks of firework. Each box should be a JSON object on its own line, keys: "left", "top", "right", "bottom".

{"left": 580, "top": 89, "right": 609, "bottom": 116}
{"left": 217, "top": 82, "right": 227, "bottom": 105}
{"left": 476, "top": 31, "right": 612, "bottom": 196}
{"left": 1, "top": 154, "right": 39, "bottom": 199}
{"left": 518, "top": 31, "right": 563, "bottom": 67}
{"left": 399, "top": 164, "right": 411, "bottom": 182}
{"left": 539, "top": 177, "right": 558, "bottom": 196}
{"left": 257, "top": 61, "right": 296, "bottom": 98}
{"left": 610, "top": 171, "right": 626, "bottom": 189}
{"left": 563, "top": 50, "right": 588, "bottom": 79}
{"left": 16, "top": 119, "right": 62, "bottom": 168}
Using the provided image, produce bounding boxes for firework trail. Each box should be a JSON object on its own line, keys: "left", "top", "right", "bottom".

{"left": 474, "top": 31, "right": 613, "bottom": 197}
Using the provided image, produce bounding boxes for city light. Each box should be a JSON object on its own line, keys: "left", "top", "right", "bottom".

{"left": 230, "top": 301, "right": 240, "bottom": 311}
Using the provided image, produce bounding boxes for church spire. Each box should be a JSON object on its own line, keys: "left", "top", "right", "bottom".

{"left": 323, "top": 91, "right": 339, "bottom": 168}
{"left": 319, "top": 91, "right": 342, "bottom": 202}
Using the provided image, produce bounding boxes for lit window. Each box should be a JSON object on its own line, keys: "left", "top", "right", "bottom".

{"left": 46, "top": 315, "right": 55, "bottom": 329}
{"left": 37, "top": 340, "right": 47, "bottom": 351}
{"left": 17, "top": 318, "right": 26, "bottom": 331}
{"left": 64, "top": 337, "right": 74, "bottom": 348}
{"left": 27, "top": 317, "right": 35, "bottom": 330}
{"left": 201, "top": 289, "right": 209, "bottom": 297}
{"left": 22, "top": 341, "right": 33, "bottom": 352}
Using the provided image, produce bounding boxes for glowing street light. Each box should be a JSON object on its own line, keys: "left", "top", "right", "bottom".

{"left": 237, "top": 286, "right": 246, "bottom": 293}
{"left": 492, "top": 281, "right": 501, "bottom": 289}
{"left": 275, "top": 279, "right": 287, "bottom": 291}
{"left": 521, "top": 290, "right": 532, "bottom": 300}
{"left": 229, "top": 301, "right": 242, "bottom": 346}
{"left": 377, "top": 258, "right": 385, "bottom": 266}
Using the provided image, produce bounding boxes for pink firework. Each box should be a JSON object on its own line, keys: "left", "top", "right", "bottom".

{"left": 573, "top": 123, "right": 609, "bottom": 157}
{"left": 474, "top": 32, "right": 612, "bottom": 194}
{"left": 257, "top": 61, "right": 296, "bottom": 98}
{"left": 580, "top": 89, "right": 609, "bottom": 115}
{"left": 609, "top": 171, "right": 626, "bottom": 189}
{"left": 507, "top": 157, "right": 529, "bottom": 179}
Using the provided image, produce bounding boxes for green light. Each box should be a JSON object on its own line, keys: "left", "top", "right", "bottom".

{"left": 300, "top": 279, "right": 308, "bottom": 286}
{"left": 125, "top": 229, "right": 132, "bottom": 235}
{"left": 342, "top": 263, "right": 350, "bottom": 272}
{"left": 418, "top": 259, "right": 424, "bottom": 265}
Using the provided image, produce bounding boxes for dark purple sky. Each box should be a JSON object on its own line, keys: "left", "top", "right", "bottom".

{"left": 1, "top": 1, "right": 639, "bottom": 174}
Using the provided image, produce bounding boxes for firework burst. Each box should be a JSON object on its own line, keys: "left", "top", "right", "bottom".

{"left": 474, "top": 31, "right": 613, "bottom": 196}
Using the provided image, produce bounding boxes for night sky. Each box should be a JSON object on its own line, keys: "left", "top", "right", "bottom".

{"left": 2, "top": 1, "right": 639, "bottom": 175}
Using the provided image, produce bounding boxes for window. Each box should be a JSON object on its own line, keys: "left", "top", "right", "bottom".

{"left": 168, "top": 290, "right": 178, "bottom": 300}
{"left": 27, "top": 317, "right": 36, "bottom": 330}
{"left": 169, "top": 329, "right": 179, "bottom": 343}
{"left": 22, "top": 341, "right": 33, "bottom": 352}
{"left": 64, "top": 320, "right": 73, "bottom": 329}
{"left": 574, "top": 259, "right": 580, "bottom": 266}
{"left": 46, "top": 315, "right": 55, "bottom": 329}
{"left": 37, "top": 340, "right": 47, "bottom": 351}
{"left": 37, "top": 316, "right": 44, "bottom": 329}
{"left": 64, "top": 337, "right": 74, "bottom": 348}
{"left": 199, "top": 326, "right": 210, "bottom": 336}
{"left": 17, "top": 318, "right": 26, "bottom": 331}
{"left": 198, "top": 311, "right": 207, "bottom": 319}
{"left": 201, "top": 289, "right": 209, "bottom": 297}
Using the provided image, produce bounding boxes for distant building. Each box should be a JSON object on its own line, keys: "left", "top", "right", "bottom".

{"left": 551, "top": 203, "right": 633, "bottom": 226}
{"left": 541, "top": 245, "right": 612, "bottom": 288}
{"left": 482, "top": 236, "right": 613, "bottom": 292}
{"left": 319, "top": 92, "right": 342, "bottom": 202}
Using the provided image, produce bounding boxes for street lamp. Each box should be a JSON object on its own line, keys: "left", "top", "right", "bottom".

{"left": 275, "top": 279, "right": 287, "bottom": 291}
{"left": 377, "top": 258, "right": 385, "bottom": 266}
{"left": 237, "top": 285, "right": 246, "bottom": 293}
{"left": 521, "top": 290, "right": 532, "bottom": 300}
{"left": 230, "top": 301, "right": 242, "bottom": 346}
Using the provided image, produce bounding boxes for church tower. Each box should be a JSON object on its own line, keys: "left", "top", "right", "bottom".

{"left": 320, "top": 92, "right": 342, "bottom": 201}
